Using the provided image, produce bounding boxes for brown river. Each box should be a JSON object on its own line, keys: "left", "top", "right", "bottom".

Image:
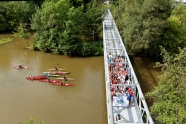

{"left": 0, "top": 34, "right": 161, "bottom": 124}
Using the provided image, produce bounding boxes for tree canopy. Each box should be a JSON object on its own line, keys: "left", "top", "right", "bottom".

{"left": 114, "top": 0, "right": 172, "bottom": 55}
{"left": 0, "top": 1, "right": 37, "bottom": 32}
{"left": 146, "top": 47, "right": 186, "bottom": 123}
{"left": 31, "top": 0, "right": 103, "bottom": 56}
{"left": 160, "top": 15, "right": 185, "bottom": 54}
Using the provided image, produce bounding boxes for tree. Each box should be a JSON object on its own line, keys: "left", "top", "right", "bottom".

{"left": 161, "top": 15, "right": 185, "bottom": 54}
{"left": 31, "top": 0, "right": 73, "bottom": 53}
{"left": 146, "top": 47, "right": 186, "bottom": 123}
{"left": 31, "top": 0, "right": 103, "bottom": 56}
{"left": 171, "top": 4, "right": 186, "bottom": 47}
{"left": 112, "top": 0, "right": 173, "bottom": 57}
{"left": 0, "top": 1, "right": 37, "bottom": 32}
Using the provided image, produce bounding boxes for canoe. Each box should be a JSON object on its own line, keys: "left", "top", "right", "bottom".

{"left": 38, "top": 79, "right": 61, "bottom": 83}
{"left": 42, "top": 71, "right": 70, "bottom": 75}
{"left": 41, "top": 73, "right": 59, "bottom": 77}
{"left": 13, "top": 66, "right": 29, "bottom": 69}
{"left": 57, "top": 78, "right": 76, "bottom": 81}
{"left": 50, "top": 82, "right": 75, "bottom": 86}
{"left": 47, "top": 68, "right": 67, "bottom": 71}
{"left": 26, "top": 75, "right": 47, "bottom": 80}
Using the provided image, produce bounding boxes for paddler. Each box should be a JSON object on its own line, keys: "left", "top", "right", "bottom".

{"left": 55, "top": 66, "right": 58, "bottom": 70}
{"left": 47, "top": 78, "right": 50, "bottom": 82}
{"left": 18, "top": 64, "right": 23, "bottom": 69}
{"left": 64, "top": 76, "right": 67, "bottom": 81}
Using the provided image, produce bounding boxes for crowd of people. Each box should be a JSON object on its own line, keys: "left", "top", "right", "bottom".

{"left": 108, "top": 52, "right": 135, "bottom": 123}
{"left": 108, "top": 52, "right": 134, "bottom": 106}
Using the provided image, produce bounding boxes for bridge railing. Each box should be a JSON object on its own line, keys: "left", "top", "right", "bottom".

{"left": 103, "top": 9, "right": 154, "bottom": 124}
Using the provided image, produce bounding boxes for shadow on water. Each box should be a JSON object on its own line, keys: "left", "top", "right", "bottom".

{"left": 130, "top": 56, "right": 162, "bottom": 124}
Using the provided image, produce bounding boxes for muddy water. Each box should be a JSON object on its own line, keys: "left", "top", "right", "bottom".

{"left": 0, "top": 34, "right": 162, "bottom": 124}
{"left": 130, "top": 57, "right": 162, "bottom": 106}
{"left": 0, "top": 35, "right": 107, "bottom": 124}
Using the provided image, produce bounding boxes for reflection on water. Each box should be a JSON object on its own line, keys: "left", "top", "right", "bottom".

{"left": 0, "top": 36, "right": 107, "bottom": 124}
{"left": 130, "top": 57, "right": 162, "bottom": 92}
{"left": 130, "top": 56, "right": 162, "bottom": 124}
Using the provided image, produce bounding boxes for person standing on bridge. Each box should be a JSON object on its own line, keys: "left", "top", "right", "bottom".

{"left": 115, "top": 114, "right": 122, "bottom": 122}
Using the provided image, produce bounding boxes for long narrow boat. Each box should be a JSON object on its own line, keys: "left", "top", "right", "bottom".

{"left": 38, "top": 79, "right": 61, "bottom": 83}
{"left": 42, "top": 71, "right": 70, "bottom": 75}
{"left": 50, "top": 82, "right": 75, "bottom": 86}
{"left": 57, "top": 78, "right": 76, "bottom": 81}
{"left": 13, "top": 66, "right": 29, "bottom": 69}
{"left": 26, "top": 75, "right": 47, "bottom": 80}
{"left": 47, "top": 68, "right": 67, "bottom": 71}
{"left": 41, "top": 73, "right": 59, "bottom": 77}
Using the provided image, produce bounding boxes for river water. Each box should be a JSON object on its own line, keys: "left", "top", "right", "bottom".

{"left": 0, "top": 35, "right": 107, "bottom": 124}
{"left": 0, "top": 34, "right": 161, "bottom": 124}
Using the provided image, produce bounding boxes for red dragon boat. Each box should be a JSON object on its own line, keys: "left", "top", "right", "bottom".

{"left": 26, "top": 75, "right": 47, "bottom": 80}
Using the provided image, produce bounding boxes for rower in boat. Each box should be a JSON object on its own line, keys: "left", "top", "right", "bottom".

{"left": 64, "top": 76, "right": 67, "bottom": 81}
{"left": 55, "top": 66, "right": 58, "bottom": 70}
{"left": 47, "top": 78, "right": 51, "bottom": 82}
{"left": 18, "top": 64, "right": 23, "bottom": 69}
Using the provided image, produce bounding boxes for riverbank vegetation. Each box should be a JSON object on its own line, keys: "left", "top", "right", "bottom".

{"left": 30, "top": 0, "right": 103, "bottom": 56}
{"left": 0, "top": 0, "right": 104, "bottom": 57}
{"left": 20, "top": 116, "right": 44, "bottom": 124}
{"left": 146, "top": 47, "right": 186, "bottom": 123}
{"left": 0, "top": 1, "right": 40, "bottom": 46}
{"left": 0, "top": 37, "right": 13, "bottom": 44}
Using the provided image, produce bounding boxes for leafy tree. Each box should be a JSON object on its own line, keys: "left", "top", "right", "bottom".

{"left": 31, "top": 0, "right": 73, "bottom": 53}
{"left": 31, "top": 0, "right": 103, "bottom": 56}
{"left": 146, "top": 47, "right": 186, "bottom": 124}
{"left": 112, "top": 0, "right": 173, "bottom": 57}
{"left": 58, "top": 5, "right": 85, "bottom": 54}
{"left": 83, "top": 3, "right": 103, "bottom": 41}
{"left": 172, "top": 4, "right": 186, "bottom": 28}
{"left": 70, "top": 0, "right": 84, "bottom": 7}
{"left": 161, "top": 15, "right": 185, "bottom": 54}
{"left": 171, "top": 4, "right": 186, "bottom": 47}
{"left": 0, "top": 1, "right": 37, "bottom": 32}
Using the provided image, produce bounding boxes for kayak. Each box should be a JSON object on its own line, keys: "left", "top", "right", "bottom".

{"left": 26, "top": 75, "right": 47, "bottom": 80}
{"left": 42, "top": 71, "right": 70, "bottom": 75}
{"left": 47, "top": 68, "right": 67, "bottom": 71}
{"left": 38, "top": 79, "right": 61, "bottom": 83}
{"left": 41, "top": 73, "right": 59, "bottom": 77}
{"left": 13, "top": 66, "right": 29, "bottom": 69}
{"left": 50, "top": 82, "right": 75, "bottom": 86}
{"left": 57, "top": 78, "right": 76, "bottom": 81}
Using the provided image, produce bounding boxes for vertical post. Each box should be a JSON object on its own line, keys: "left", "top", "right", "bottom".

{"left": 93, "top": 31, "right": 94, "bottom": 42}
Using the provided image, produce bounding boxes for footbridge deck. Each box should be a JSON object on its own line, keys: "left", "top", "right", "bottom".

{"left": 103, "top": 9, "right": 154, "bottom": 124}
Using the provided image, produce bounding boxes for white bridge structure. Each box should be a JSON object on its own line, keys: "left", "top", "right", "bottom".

{"left": 103, "top": 9, "right": 154, "bottom": 124}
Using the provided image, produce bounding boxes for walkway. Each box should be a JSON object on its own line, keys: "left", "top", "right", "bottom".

{"left": 103, "top": 9, "right": 154, "bottom": 124}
